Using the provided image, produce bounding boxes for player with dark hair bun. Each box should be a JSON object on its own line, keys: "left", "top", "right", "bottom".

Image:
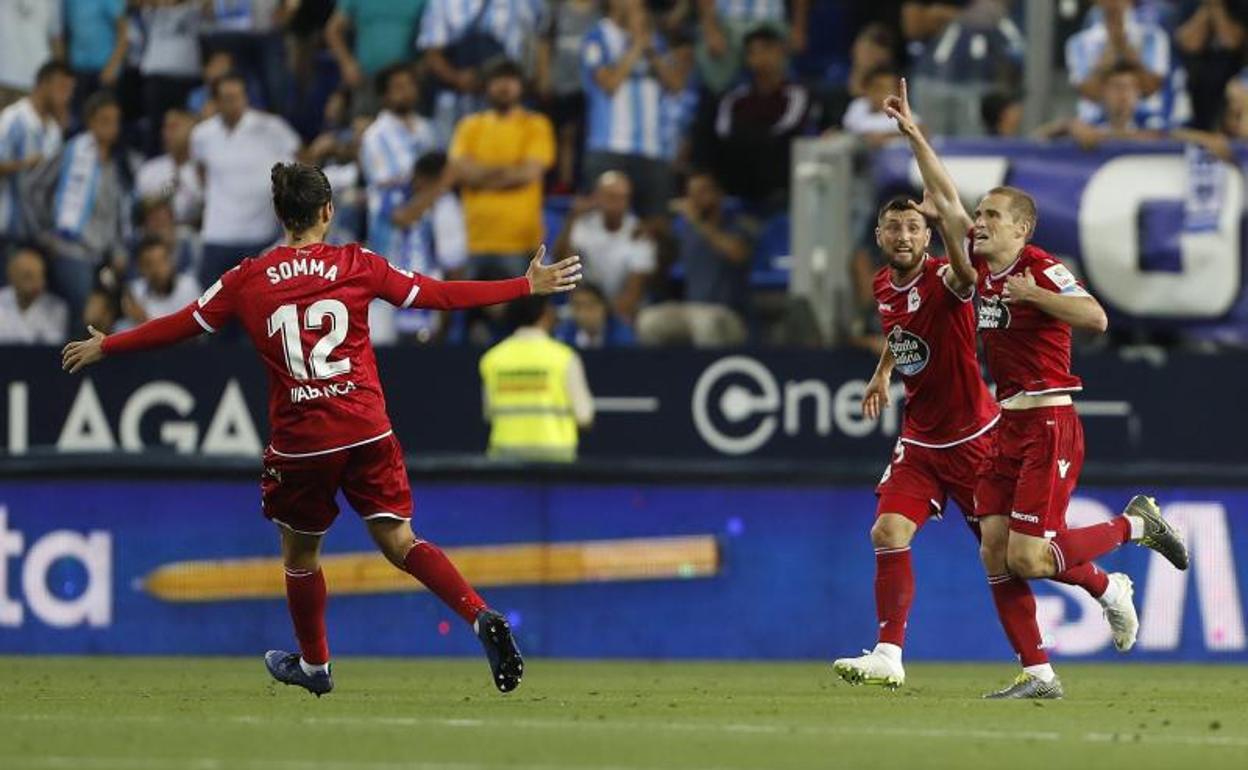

{"left": 62, "top": 161, "right": 582, "bottom": 697}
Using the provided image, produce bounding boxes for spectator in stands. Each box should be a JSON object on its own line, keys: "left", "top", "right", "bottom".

{"left": 842, "top": 67, "right": 909, "bottom": 148}
{"left": 138, "top": 0, "right": 203, "bottom": 155}
{"left": 555, "top": 281, "right": 638, "bottom": 348}
{"left": 124, "top": 235, "right": 202, "bottom": 324}
{"left": 553, "top": 171, "right": 656, "bottom": 322}
{"left": 201, "top": 0, "right": 293, "bottom": 118}
{"left": 981, "top": 90, "right": 1024, "bottom": 136}
{"left": 418, "top": 0, "right": 547, "bottom": 144}
{"left": 698, "top": 24, "right": 814, "bottom": 214}
{"left": 27, "top": 91, "right": 135, "bottom": 325}
{"left": 536, "top": 0, "right": 602, "bottom": 193}
{"left": 361, "top": 65, "right": 438, "bottom": 267}
{"left": 821, "top": 23, "right": 897, "bottom": 130}
{"left": 480, "top": 294, "right": 595, "bottom": 461}
{"left": 83, "top": 262, "right": 125, "bottom": 334}
{"left": 637, "top": 171, "right": 751, "bottom": 347}
{"left": 450, "top": 58, "right": 555, "bottom": 281}
{"left": 65, "top": 0, "right": 129, "bottom": 119}
{"left": 325, "top": 0, "right": 428, "bottom": 117}
{"left": 1066, "top": 0, "right": 1178, "bottom": 131}
{"left": 695, "top": 0, "right": 809, "bottom": 94}
{"left": 0, "top": 246, "right": 68, "bottom": 345}
{"left": 133, "top": 196, "right": 201, "bottom": 277}
{"left": 1067, "top": 61, "right": 1166, "bottom": 148}
{"left": 582, "top": 0, "right": 694, "bottom": 221}
{"left": 1175, "top": 0, "right": 1248, "bottom": 130}
{"left": 191, "top": 72, "right": 300, "bottom": 286}
{"left": 0, "top": 62, "right": 75, "bottom": 257}
{"left": 0, "top": 2, "right": 65, "bottom": 111}
{"left": 385, "top": 151, "right": 470, "bottom": 344}
{"left": 187, "top": 50, "right": 247, "bottom": 119}
{"left": 907, "top": 0, "right": 1024, "bottom": 137}
{"left": 136, "top": 108, "right": 203, "bottom": 228}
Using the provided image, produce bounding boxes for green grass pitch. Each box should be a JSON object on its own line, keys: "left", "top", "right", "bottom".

{"left": 1, "top": 657, "right": 1245, "bottom": 770}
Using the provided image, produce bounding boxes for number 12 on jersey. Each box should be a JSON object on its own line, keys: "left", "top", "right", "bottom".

{"left": 267, "top": 300, "right": 351, "bottom": 381}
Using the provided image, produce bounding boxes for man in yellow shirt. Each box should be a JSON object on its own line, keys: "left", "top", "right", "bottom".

{"left": 450, "top": 59, "right": 556, "bottom": 281}
{"left": 480, "top": 295, "right": 595, "bottom": 462}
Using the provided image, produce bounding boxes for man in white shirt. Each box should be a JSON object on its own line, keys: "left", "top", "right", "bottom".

{"left": 553, "top": 170, "right": 655, "bottom": 321}
{"left": 0, "top": 62, "right": 74, "bottom": 251}
{"left": 125, "top": 235, "right": 202, "bottom": 323}
{"left": 191, "top": 72, "right": 300, "bottom": 286}
{"left": 0, "top": 246, "right": 68, "bottom": 345}
{"left": 136, "top": 108, "right": 204, "bottom": 227}
{"left": 0, "top": 0, "right": 64, "bottom": 107}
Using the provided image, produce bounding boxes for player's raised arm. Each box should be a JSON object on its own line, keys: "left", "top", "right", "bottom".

{"left": 61, "top": 302, "right": 208, "bottom": 373}
{"left": 374, "top": 245, "right": 581, "bottom": 311}
{"left": 928, "top": 198, "right": 976, "bottom": 298}
{"left": 884, "top": 79, "right": 974, "bottom": 268}
{"left": 1002, "top": 266, "right": 1109, "bottom": 333}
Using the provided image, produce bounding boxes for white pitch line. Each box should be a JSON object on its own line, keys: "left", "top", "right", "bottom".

{"left": 4, "top": 712, "right": 1245, "bottom": 749}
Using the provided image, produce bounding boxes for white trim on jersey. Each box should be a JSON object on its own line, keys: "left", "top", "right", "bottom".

{"left": 887, "top": 258, "right": 928, "bottom": 292}
{"left": 938, "top": 263, "right": 975, "bottom": 302}
{"left": 269, "top": 429, "right": 393, "bottom": 458}
{"left": 361, "top": 512, "right": 409, "bottom": 521}
{"left": 192, "top": 310, "right": 215, "bottom": 333}
{"left": 271, "top": 518, "right": 330, "bottom": 537}
{"left": 400, "top": 284, "right": 421, "bottom": 309}
{"left": 899, "top": 411, "right": 1001, "bottom": 450}
{"left": 998, "top": 386, "right": 1084, "bottom": 405}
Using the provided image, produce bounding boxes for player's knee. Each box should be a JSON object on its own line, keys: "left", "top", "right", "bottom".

{"left": 870, "top": 516, "right": 913, "bottom": 549}
{"left": 978, "top": 540, "right": 1006, "bottom": 574}
{"left": 1006, "top": 549, "right": 1050, "bottom": 579}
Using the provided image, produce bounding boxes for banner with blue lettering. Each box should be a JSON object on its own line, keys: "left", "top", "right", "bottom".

{"left": 874, "top": 140, "right": 1248, "bottom": 341}
{"left": 0, "top": 481, "right": 1244, "bottom": 661}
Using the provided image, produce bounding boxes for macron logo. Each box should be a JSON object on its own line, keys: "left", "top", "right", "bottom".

{"left": 1058, "top": 459, "right": 1071, "bottom": 479}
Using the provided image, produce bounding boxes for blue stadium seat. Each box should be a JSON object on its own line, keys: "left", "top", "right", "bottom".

{"left": 751, "top": 213, "right": 791, "bottom": 290}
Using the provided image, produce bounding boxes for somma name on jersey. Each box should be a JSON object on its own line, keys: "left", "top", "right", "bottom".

{"left": 265, "top": 258, "right": 340, "bottom": 285}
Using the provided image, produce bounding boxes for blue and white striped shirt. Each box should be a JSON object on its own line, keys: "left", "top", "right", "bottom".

{"left": 1066, "top": 18, "right": 1171, "bottom": 126}
{"left": 360, "top": 110, "right": 438, "bottom": 258}
{"left": 582, "top": 19, "right": 667, "bottom": 159}
{"left": 417, "top": 0, "right": 546, "bottom": 60}
{"left": 0, "top": 98, "right": 62, "bottom": 238}
{"left": 715, "top": 0, "right": 785, "bottom": 23}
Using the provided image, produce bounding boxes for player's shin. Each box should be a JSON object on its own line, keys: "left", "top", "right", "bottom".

{"left": 403, "top": 540, "right": 489, "bottom": 624}
{"left": 874, "top": 546, "right": 914, "bottom": 655}
{"left": 1049, "top": 561, "right": 1109, "bottom": 598}
{"left": 284, "top": 567, "right": 330, "bottom": 668}
{"left": 1048, "top": 518, "right": 1132, "bottom": 574}
{"left": 986, "top": 573, "right": 1053, "bottom": 677}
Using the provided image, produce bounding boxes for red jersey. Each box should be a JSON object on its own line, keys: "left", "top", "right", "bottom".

{"left": 970, "top": 240, "right": 1086, "bottom": 403}
{"left": 873, "top": 255, "right": 998, "bottom": 447}
{"left": 101, "top": 242, "right": 530, "bottom": 455}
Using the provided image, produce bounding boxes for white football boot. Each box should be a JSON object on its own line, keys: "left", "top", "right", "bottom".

{"left": 1099, "top": 572, "right": 1139, "bottom": 652}
{"left": 832, "top": 646, "right": 905, "bottom": 689}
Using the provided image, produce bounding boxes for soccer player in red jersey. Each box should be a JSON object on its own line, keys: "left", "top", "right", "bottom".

{"left": 883, "top": 80, "right": 1188, "bottom": 699}
{"left": 61, "top": 162, "right": 582, "bottom": 697}
{"left": 831, "top": 194, "right": 1135, "bottom": 689}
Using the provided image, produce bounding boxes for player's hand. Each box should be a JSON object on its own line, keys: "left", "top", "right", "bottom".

{"left": 883, "top": 78, "right": 919, "bottom": 137}
{"left": 907, "top": 191, "right": 940, "bottom": 221}
{"left": 863, "top": 373, "right": 891, "bottom": 420}
{"left": 61, "top": 326, "right": 107, "bottom": 374}
{"left": 1003, "top": 268, "right": 1041, "bottom": 305}
{"left": 526, "top": 245, "right": 582, "bottom": 295}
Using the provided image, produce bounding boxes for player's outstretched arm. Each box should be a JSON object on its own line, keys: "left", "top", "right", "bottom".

{"left": 884, "top": 79, "right": 973, "bottom": 240}
{"left": 409, "top": 246, "right": 582, "bottom": 310}
{"left": 863, "top": 345, "right": 895, "bottom": 421}
{"left": 930, "top": 203, "right": 977, "bottom": 296}
{"left": 1003, "top": 268, "right": 1109, "bottom": 333}
{"left": 61, "top": 303, "right": 207, "bottom": 374}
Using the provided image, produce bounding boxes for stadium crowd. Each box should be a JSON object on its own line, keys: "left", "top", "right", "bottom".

{"left": 1, "top": 0, "right": 1246, "bottom": 349}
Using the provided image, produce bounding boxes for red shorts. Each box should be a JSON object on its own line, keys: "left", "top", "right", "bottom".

{"left": 260, "top": 433, "right": 412, "bottom": 535}
{"left": 875, "top": 429, "right": 994, "bottom": 527}
{"left": 974, "top": 405, "right": 1084, "bottom": 538}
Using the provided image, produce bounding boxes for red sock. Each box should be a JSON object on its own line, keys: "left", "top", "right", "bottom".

{"left": 403, "top": 540, "right": 488, "bottom": 624}
{"left": 1050, "top": 561, "right": 1109, "bottom": 598}
{"left": 875, "top": 547, "right": 914, "bottom": 647}
{"left": 1049, "top": 518, "right": 1131, "bottom": 574}
{"left": 284, "top": 567, "right": 329, "bottom": 665}
{"left": 987, "top": 574, "right": 1048, "bottom": 666}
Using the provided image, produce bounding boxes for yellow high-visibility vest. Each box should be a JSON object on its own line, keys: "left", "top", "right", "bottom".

{"left": 479, "top": 332, "right": 578, "bottom": 461}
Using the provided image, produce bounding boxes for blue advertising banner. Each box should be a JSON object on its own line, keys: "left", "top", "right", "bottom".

{"left": 0, "top": 480, "right": 1243, "bottom": 661}
{"left": 3, "top": 346, "right": 1247, "bottom": 464}
{"left": 874, "top": 139, "right": 1248, "bottom": 340}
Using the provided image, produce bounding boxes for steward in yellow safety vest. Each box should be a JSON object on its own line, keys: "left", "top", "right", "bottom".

{"left": 480, "top": 295, "right": 594, "bottom": 461}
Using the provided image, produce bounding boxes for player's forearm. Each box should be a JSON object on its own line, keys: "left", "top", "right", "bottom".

{"left": 99, "top": 304, "right": 206, "bottom": 355}
{"left": 873, "top": 345, "right": 895, "bottom": 381}
{"left": 412, "top": 276, "right": 531, "bottom": 310}
{"left": 936, "top": 218, "right": 976, "bottom": 291}
{"left": 1029, "top": 293, "right": 1108, "bottom": 333}
{"left": 906, "top": 129, "right": 966, "bottom": 226}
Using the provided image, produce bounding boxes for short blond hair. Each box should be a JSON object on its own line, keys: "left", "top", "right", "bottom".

{"left": 986, "top": 186, "right": 1037, "bottom": 240}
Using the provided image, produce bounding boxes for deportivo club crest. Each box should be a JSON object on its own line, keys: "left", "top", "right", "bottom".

{"left": 887, "top": 326, "right": 931, "bottom": 376}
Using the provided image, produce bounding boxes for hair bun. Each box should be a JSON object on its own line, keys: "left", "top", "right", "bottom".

{"left": 271, "top": 163, "right": 289, "bottom": 195}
